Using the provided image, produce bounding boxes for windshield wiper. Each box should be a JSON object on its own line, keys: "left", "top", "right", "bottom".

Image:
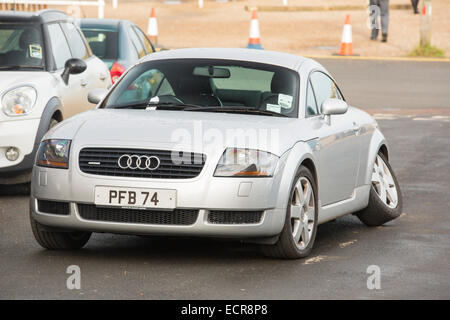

{"left": 109, "top": 101, "right": 203, "bottom": 110}
{"left": 0, "top": 65, "right": 44, "bottom": 70}
{"left": 184, "top": 106, "right": 288, "bottom": 117}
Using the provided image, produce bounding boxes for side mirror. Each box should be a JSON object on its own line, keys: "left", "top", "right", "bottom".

{"left": 88, "top": 88, "right": 108, "bottom": 104}
{"left": 321, "top": 98, "right": 348, "bottom": 125}
{"left": 61, "top": 58, "right": 87, "bottom": 85}
{"left": 322, "top": 98, "right": 348, "bottom": 115}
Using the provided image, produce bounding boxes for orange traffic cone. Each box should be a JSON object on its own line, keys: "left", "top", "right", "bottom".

{"left": 147, "top": 8, "right": 158, "bottom": 44}
{"left": 247, "top": 9, "right": 263, "bottom": 49}
{"left": 335, "top": 14, "right": 357, "bottom": 56}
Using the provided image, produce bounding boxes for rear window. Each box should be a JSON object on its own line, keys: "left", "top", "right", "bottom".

{"left": 81, "top": 29, "right": 118, "bottom": 60}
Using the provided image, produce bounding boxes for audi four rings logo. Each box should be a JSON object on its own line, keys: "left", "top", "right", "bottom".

{"left": 118, "top": 154, "right": 161, "bottom": 170}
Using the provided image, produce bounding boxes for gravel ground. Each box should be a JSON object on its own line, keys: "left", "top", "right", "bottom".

{"left": 54, "top": 0, "right": 450, "bottom": 58}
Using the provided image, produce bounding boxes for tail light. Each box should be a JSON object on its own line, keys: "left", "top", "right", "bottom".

{"left": 110, "top": 62, "right": 126, "bottom": 83}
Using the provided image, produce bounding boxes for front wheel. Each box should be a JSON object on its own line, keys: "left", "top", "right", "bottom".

{"left": 30, "top": 212, "right": 91, "bottom": 250}
{"left": 356, "top": 152, "right": 403, "bottom": 226}
{"left": 262, "top": 165, "right": 318, "bottom": 259}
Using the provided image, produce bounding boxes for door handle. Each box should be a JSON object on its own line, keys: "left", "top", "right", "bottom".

{"left": 99, "top": 73, "right": 107, "bottom": 81}
{"left": 81, "top": 80, "right": 88, "bottom": 87}
{"left": 352, "top": 122, "right": 360, "bottom": 135}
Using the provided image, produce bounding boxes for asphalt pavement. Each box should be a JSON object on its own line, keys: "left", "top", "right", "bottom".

{"left": 0, "top": 59, "right": 449, "bottom": 299}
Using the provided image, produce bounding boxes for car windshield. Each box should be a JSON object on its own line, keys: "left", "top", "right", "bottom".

{"left": 81, "top": 28, "right": 118, "bottom": 60}
{"left": 103, "top": 59, "right": 299, "bottom": 117}
{"left": 0, "top": 24, "right": 45, "bottom": 70}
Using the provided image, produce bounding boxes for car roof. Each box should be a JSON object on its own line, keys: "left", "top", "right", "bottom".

{"left": 79, "top": 18, "right": 127, "bottom": 31}
{"left": 141, "top": 48, "right": 309, "bottom": 70}
{"left": 0, "top": 9, "right": 69, "bottom": 24}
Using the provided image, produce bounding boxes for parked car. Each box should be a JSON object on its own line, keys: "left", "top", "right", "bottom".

{"left": 29, "top": 48, "right": 402, "bottom": 259}
{"left": 0, "top": 10, "right": 111, "bottom": 185}
{"left": 79, "top": 18, "right": 155, "bottom": 84}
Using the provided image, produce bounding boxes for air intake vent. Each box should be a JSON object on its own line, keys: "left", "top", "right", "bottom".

{"left": 37, "top": 200, "right": 70, "bottom": 215}
{"left": 77, "top": 204, "right": 199, "bottom": 225}
{"left": 79, "top": 148, "right": 206, "bottom": 179}
{"left": 208, "top": 210, "right": 264, "bottom": 224}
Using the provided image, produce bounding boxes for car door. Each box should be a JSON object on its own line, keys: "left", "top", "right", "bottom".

{"left": 61, "top": 22, "right": 110, "bottom": 105}
{"left": 308, "top": 71, "right": 361, "bottom": 205}
{"left": 46, "top": 22, "right": 84, "bottom": 119}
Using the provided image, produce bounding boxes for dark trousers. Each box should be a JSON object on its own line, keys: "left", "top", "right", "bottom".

{"left": 370, "top": 0, "right": 389, "bottom": 35}
{"left": 411, "top": 0, "right": 419, "bottom": 12}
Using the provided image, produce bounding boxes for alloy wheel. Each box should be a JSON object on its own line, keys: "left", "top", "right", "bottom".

{"left": 371, "top": 155, "right": 398, "bottom": 208}
{"left": 290, "top": 177, "right": 315, "bottom": 250}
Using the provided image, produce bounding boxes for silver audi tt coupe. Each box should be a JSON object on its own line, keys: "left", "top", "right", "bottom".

{"left": 30, "top": 48, "right": 402, "bottom": 259}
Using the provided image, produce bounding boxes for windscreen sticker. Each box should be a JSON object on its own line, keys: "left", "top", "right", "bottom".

{"left": 29, "top": 44, "right": 42, "bottom": 59}
{"left": 266, "top": 103, "right": 281, "bottom": 114}
{"left": 278, "top": 94, "right": 293, "bottom": 109}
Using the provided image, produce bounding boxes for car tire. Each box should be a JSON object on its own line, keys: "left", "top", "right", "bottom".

{"left": 262, "top": 165, "right": 319, "bottom": 259}
{"left": 356, "top": 152, "right": 403, "bottom": 227}
{"left": 48, "top": 118, "right": 59, "bottom": 130}
{"left": 30, "top": 212, "right": 91, "bottom": 250}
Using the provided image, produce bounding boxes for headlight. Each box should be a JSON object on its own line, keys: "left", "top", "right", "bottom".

{"left": 214, "top": 148, "right": 279, "bottom": 177}
{"left": 36, "top": 139, "right": 71, "bottom": 169}
{"left": 2, "top": 86, "right": 37, "bottom": 116}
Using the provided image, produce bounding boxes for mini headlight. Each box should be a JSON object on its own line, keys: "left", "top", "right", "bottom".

{"left": 36, "top": 139, "right": 71, "bottom": 169}
{"left": 214, "top": 148, "right": 279, "bottom": 177}
{"left": 2, "top": 86, "right": 37, "bottom": 116}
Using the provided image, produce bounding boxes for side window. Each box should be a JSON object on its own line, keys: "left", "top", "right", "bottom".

{"left": 46, "top": 23, "right": 72, "bottom": 70}
{"left": 128, "top": 27, "right": 146, "bottom": 59}
{"left": 133, "top": 26, "right": 154, "bottom": 54}
{"left": 60, "top": 22, "right": 89, "bottom": 60}
{"left": 309, "top": 71, "right": 341, "bottom": 113}
{"left": 306, "top": 79, "right": 319, "bottom": 117}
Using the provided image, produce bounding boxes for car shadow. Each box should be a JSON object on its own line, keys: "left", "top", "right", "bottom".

{"left": 0, "top": 183, "right": 30, "bottom": 196}
{"left": 28, "top": 214, "right": 376, "bottom": 263}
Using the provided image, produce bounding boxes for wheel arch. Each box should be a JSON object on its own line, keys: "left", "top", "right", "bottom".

{"left": 273, "top": 141, "right": 319, "bottom": 233}
{"left": 364, "top": 128, "right": 389, "bottom": 186}
{"left": 35, "top": 97, "right": 63, "bottom": 145}
{"left": 378, "top": 143, "right": 389, "bottom": 161}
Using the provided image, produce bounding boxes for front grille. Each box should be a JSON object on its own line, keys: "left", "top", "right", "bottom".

{"left": 208, "top": 210, "right": 264, "bottom": 224}
{"left": 77, "top": 204, "right": 198, "bottom": 225}
{"left": 37, "top": 200, "right": 70, "bottom": 215}
{"left": 79, "top": 148, "right": 206, "bottom": 179}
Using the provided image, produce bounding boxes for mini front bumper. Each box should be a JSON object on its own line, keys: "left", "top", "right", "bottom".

{"left": 30, "top": 165, "right": 288, "bottom": 239}
{"left": 0, "top": 118, "right": 40, "bottom": 170}
{"left": 0, "top": 118, "right": 41, "bottom": 183}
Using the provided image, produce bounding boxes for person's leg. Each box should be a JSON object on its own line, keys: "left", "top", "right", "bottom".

{"left": 369, "top": 0, "right": 380, "bottom": 40}
{"left": 379, "top": 0, "right": 389, "bottom": 42}
{"left": 411, "top": 0, "right": 419, "bottom": 14}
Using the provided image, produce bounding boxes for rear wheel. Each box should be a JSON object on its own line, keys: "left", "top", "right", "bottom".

{"left": 30, "top": 212, "right": 91, "bottom": 250}
{"left": 356, "top": 152, "right": 403, "bottom": 226}
{"left": 262, "top": 165, "right": 318, "bottom": 259}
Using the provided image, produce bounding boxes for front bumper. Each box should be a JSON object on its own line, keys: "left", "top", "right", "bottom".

{"left": 30, "top": 162, "right": 288, "bottom": 239}
{"left": 0, "top": 118, "right": 40, "bottom": 183}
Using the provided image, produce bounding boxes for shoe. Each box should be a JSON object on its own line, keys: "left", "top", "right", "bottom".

{"left": 381, "top": 34, "right": 388, "bottom": 42}
{"left": 414, "top": 9, "right": 419, "bottom": 14}
{"left": 370, "top": 29, "right": 379, "bottom": 40}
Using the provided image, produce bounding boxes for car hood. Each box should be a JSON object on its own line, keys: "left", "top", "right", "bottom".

{"left": 48, "top": 109, "right": 316, "bottom": 156}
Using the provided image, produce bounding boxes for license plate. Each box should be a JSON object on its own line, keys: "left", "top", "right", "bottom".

{"left": 94, "top": 186, "right": 176, "bottom": 209}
